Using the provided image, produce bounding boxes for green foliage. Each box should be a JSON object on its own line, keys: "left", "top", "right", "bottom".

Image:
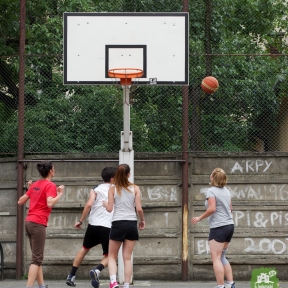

{"left": 21, "top": 274, "right": 28, "bottom": 280}
{"left": 194, "top": 53, "right": 284, "bottom": 151}
{"left": 131, "top": 86, "right": 182, "bottom": 152}
{"left": 124, "top": 0, "right": 182, "bottom": 12}
{"left": 24, "top": 84, "right": 123, "bottom": 153}
{"left": 0, "top": 0, "right": 287, "bottom": 154}
{"left": 0, "top": 112, "right": 18, "bottom": 154}
{"left": 0, "top": 0, "right": 19, "bottom": 55}
{"left": 187, "top": 0, "right": 288, "bottom": 152}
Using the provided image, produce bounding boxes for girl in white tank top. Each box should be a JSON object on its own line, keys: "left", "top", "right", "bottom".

{"left": 103, "top": 164, "right": 145, "bottom": 288}
{"left": 111, "top": 186, "right": 137, "bottom": 222}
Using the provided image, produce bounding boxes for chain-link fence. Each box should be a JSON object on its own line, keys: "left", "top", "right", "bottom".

{"left": 0, "top": 0, "right": 287, "bottom": 156}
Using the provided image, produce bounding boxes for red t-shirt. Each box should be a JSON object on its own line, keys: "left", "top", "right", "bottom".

{"left": 25, "top": 179, "right": 57, "bottom": 226}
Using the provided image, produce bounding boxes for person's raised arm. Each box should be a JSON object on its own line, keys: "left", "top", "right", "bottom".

{"left": 75, "top": 188, "right": 96, "bottom": 229}
{"left": 18, "top": 180, "right": 33, "bottom": 205}
{"left": 135, "top": 185, "right": 145, "bottom": 230}
{"left": 47, "top": 185, "right": 65, "bottom": 208}
{"left": 27, "top": 180, "right": 33, "bottom": 189}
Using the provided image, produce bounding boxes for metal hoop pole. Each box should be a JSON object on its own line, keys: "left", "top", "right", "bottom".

{"left": 119, "top": 84, "right": 134, "bottom": 284}
{"left": 123, "top": 85, "right": 131, "bottom": 152}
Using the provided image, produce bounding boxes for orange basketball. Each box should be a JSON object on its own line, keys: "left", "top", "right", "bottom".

{"left": 201, "top": 76, "right": 219, "bottom": 94}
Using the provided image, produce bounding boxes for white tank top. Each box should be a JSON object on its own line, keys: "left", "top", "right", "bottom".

{"left": 112, "top": 186, "right": 137, "bottom": 222}
{"left": 88, "top": 183, "right": 113, "bottom": 228}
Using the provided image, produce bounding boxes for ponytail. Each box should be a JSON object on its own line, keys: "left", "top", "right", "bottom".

{"left": 37, "top": 161, "right": 53, "bottom": 178}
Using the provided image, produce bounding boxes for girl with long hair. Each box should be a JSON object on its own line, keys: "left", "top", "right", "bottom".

{"left": 103, "top": 164, "right": 145, "bottom": 288}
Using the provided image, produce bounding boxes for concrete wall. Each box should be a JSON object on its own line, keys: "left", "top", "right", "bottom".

{"left": 0, "top": 158, "right": 17, "bottom": 278}
{"left": 23, "top": 156, "right": 183, "bottom": 280}
{"left": 190, "top": 154, "right": 288, "bottom": 281}
{"left": 1, "top": 153, "right": 288, "bottom": 280}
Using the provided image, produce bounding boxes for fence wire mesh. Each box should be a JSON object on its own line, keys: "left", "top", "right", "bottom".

{"left": 0, "top": 0, "right": 288, "bottom": 155}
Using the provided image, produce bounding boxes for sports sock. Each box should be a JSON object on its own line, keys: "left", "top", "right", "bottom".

{"left": 226, "top": 281, "right": 234, "bottom": 284}
{"left": 217, "top": 285, "right": 225, "bottom": 288}
{"left": 95, "top": 263, "right": 104, "bottom": 272}
{"left": 38, "top": 284, "right": 46, "bottom": 288}
{"left": 123, "top": 282, "right": 129, "bottom": 288}
{"left": 70, "top": 266, "right": 78, "bottom": 276}
{"left": 110, "top": 275, "right": 117, "bottom": 283}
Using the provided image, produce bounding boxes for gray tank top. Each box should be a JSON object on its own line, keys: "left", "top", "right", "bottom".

{"left": 205, "top": 186, "right": 234, "bottom": 228}
{"left": 112, "top": 186, "right": 137, "bottom": 222}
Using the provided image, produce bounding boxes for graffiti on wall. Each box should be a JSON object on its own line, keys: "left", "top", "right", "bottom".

{"left": 231, "top": 160, "right": 272, "bottom": 173}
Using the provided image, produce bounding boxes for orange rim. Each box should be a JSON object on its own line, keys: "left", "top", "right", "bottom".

{"left": 108, "top": 68, "right": 143, "bottom": 85}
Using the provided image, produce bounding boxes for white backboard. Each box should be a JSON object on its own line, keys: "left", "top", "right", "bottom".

{"left": 63, "top": 12, "right": 189, "bottom": 85}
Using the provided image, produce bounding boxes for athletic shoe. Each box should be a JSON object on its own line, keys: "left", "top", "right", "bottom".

{"left": 225, "top": 283, "right": 236, "bottom": 288}
{"left": 89, "top": 269, "right": 100, "bottom": 288}
{"left": 91, "top": 279, "right": 99, "bottom": 288}
{"left": 109, "top": 282, "right": 119, "bottom": 288}
{"left": 66, "top": 274, "right": 76, "bottom": 287}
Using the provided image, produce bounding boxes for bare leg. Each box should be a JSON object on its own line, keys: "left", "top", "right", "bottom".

{"left": 26, "top": 264, "right": 39, "bottom": 287}
{"left": 209, "top": 240, "right": 225, "bottom": 286}
{"left": 122, "top": 240, "right": 136, "bottom": 283}
{"left": 72, "top": 247, "right": 90, "bottom": 267}
{"left": 108, "top": 240, "right": 122, "bottom": 276}
{"left": 100, "top": 255, "right": 108, "bottom": 268}
{"left": 36, "top": 265, "right": 44, "bottom": 285}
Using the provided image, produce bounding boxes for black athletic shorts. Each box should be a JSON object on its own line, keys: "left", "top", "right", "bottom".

{"left": 110, "top": 220, "right": 139, "bottom": 242}
{"left": 208, "top": 224, "right": 234, "bottom": 243}
{"left": 82, "top": 224, "right": 110, "bottom": 255}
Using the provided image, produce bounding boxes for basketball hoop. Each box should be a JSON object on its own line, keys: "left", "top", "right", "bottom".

{"left": 108, "top": 68, "right": 143, "bottom": 86}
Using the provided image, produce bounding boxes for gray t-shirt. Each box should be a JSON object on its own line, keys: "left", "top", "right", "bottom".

{"left": 205, "top": 186, "right": 234, "bottom": 228}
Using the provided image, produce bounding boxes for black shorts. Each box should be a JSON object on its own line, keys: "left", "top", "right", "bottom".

{"left": 110, "top": 220, "right": 139, "bottom": 242}
{"left": 209, "top": 224, "right": 234, "bottom": 243}
{"left": 83, "top": 224, "right": 110, "bottom": 255}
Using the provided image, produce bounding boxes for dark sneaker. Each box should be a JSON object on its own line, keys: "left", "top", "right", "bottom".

{"left": 89, "top": 269, "right": 100, "bottom": 288}
{"left": 91, "top": 279, "right": 99, "bottom": 288}
{"left": 66, "top": 274, "right": 76, "bottom": 287}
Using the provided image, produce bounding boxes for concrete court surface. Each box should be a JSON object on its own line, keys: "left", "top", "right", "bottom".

{"left": 1, "top": 280, "right": 288, "bottom": 288}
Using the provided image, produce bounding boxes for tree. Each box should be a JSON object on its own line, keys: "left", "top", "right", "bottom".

{"left": 188, "top": 0, "right": 288, "bottom": 151}
{"left": 0, "top": 0, "right": 287, "bottom": 155}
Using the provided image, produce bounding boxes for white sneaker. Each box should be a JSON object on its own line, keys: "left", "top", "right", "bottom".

{"left": 225, "top": 282, "right": 236, "bottom": 288}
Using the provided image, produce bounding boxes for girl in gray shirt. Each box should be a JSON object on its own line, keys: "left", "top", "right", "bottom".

{"left": 191, "top": 168, "right": 235, "bottom": 288}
